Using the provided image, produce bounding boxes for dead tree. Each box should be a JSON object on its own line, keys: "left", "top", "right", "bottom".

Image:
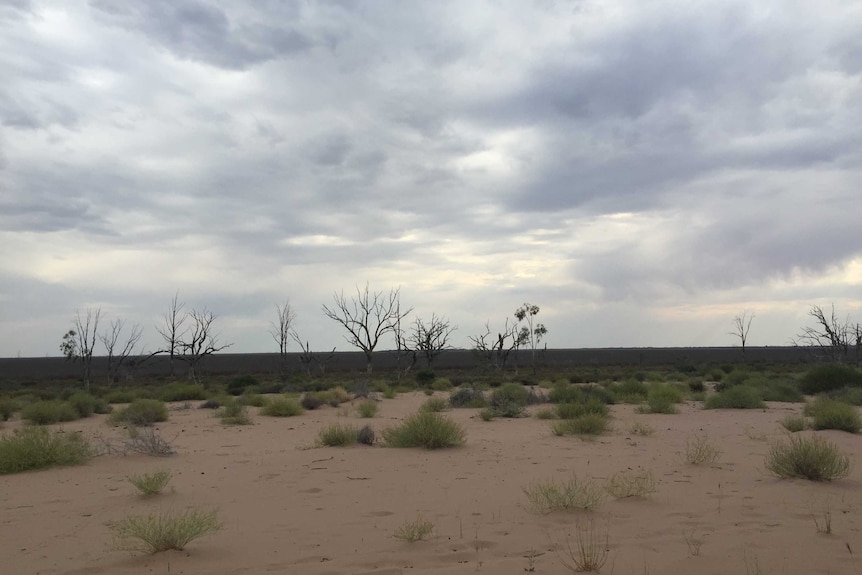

{"left": 99, "top": 319, "right": 143, "bottom": 383}
{"left": 392, "top": 303, "right": 417, "bottom": 379}
{"left": 177, "top": 308, "right": 232, "bottom": 381}
{"left": 61, "top": 308, "right": 102, "bottom": 390}
{"left": 269, "top": 299, "right": 296, "bottom": 379}
{"left": 469, "top": 319, "right": 524, "bottom": 371}
{"left": 322, "top": 284, "right": 412, "bottom": 374}
{"left": 410, "top": 314, "right": 456, "bottom": 369}
{"left": 729, "top": 310, "right": 755, "bottom": 353}
{"left": 155, "top": 291, "right": 188, "bottom": 377}
{"left": 794, "top": 304, "right": 853, "bottom": 362}
{"left": 515, "top": 303, "right": 547, "bottom": 374}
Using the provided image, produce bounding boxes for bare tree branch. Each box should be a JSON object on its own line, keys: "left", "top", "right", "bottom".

{"left": 155, "top": 291, "right": 188, "bottom": 377}
{"left": 176, "top": 308, "right": 232, "bottom": 382}
{"left": 270, "top": 299, "right": 296, "bottom": 379}
{"left": 99, "top": 318, "right": 143, "bottom": 384}
{"left": 410, "top": 314, "right": 456, "bottom": 369}
{"left": 729, "top": 310, "right": 755, "bottom": 353}
{"left": 66, "top": 308, "right": 101, "bottom": 390}
{"left": 469, "top": 318, "right": 522, "bottom": 371}
{"left": 794, "top": 304, "right": 852, "bottom": 362}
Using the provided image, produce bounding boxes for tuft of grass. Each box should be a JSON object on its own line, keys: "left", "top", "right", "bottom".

{"left": 0, "top": 398, "right": 18, "bottom": 421}
{"left": 490, "top": 383, "right": 531, "bottom": 408}
{"left": 765, "top": 434, "right": 851, "bottom": 481}
{"left": 551, "top": 414, "right": 611, "bottom": 436}
{"left": 109, "top": 399, "right": 169, "bottom": 426}
{"left": 805, "top": 398, "right": 861, "bottom": 433}
{"left": 479, "top": 408, "right": 496, "bottom": 421}
{"left": 382, "top": 387, "right": 397, "bottom": 399}
{"left": 260, "top": 396, "right": 304, "bottom": 417}
{"left": 449, "top": 386, "right": 486, "bottom": 408}
{"left": 556, "top": 399, "right": 609, "bottom": 419}
{"left": 112, "top": 508, "right": 220, "bottom": 553}
{"left": 21, "top": 400, "right": 80, "bottom": 425}
{"left": 382, "top": 411, "right": 466, "bottom": 449}
{"left": 237, "top": 390, "right": 266, "bottom": 407}
{"left": 523, "top": 475, "right": 605, "bottom": 513}
{"left": 683, "top": 433, "right": 721, "bottom": 465}
{"left": 0, "top": 427, "right": 92, "bottom": 474}
{"left": 704, "top": 386, "right": 765, "bottom": 410}
{"left": 357, "top": 400, "right": 378, "bottom": 418}
{"left": 316, "top": 422, "right": 360, "bottom": 446}
{"left": 420, "top": 396, "right": 451, "bottom": 413}
{"left": 393, "top": 515, "right": 435, "bottom": 542}
{"left": 218, "top": 399, "right": 252, "bottom": 425}
{"left": 780, "top": 414, "right": 809, "bottom": 433}
{"left": 128, "top": 470, "right": 172, "bottom": 496}
{"left": 552, "top": 519, "right": 610, "bottom": 573}
{"left": 605, "top": 469, "right": 657, "bottom": 499}
{"left": 535, "top": 407, "right": 557, "bottom": 420}
{"left": 68, "top": 392, "right": 110, "bottom": 417}
{"left": 628, "top": 421, "right": 654, "bottom": 436}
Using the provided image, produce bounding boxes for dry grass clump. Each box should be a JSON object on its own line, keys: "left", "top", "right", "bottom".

{"left": 0, "top": 427, "right": 92, "bottom": 474}
{"left": 393, "top": 515, "right": 435, "bottom": 542}
{"left": 316, "top": 423, "right": 361, "bottom": 446}
{"left": 112, "top": 508, "right": 220, "bottom": 553}
{"left": 683, "top": 433, "right": 721, "bottom": 465}
{"left": 605, "top": 469, "right": 657, "bottom": 499}
{"left": 382, "top": 411, "right": 466, "bottom": 449}
{"left": 128, "top": 471, "right": 172, "bottom": 496}
{"left": 765, "top": 434, "right": 851, "bottom": 481}
{"left": 780, "top": 414, "right": 809, "bottom": 432}
{"left": 357, "top": 400, "right": 378, "bottom": 418}
{"left": 420, "top": 396, "right": 451, "bottom": 413}
{"left": 628, "top": 421, "right": 654, "bottom": 436}
{"left": 217, "top": 399, "right": 253, "bottom": 425}
{"left": 260, "top": 396, "right": 304, "bottom": 417}
{"left": 109, "top": 399, "right": 169, "bottom": 426}
{"left": 551, "top": 414, "right": 611, "bottom": 436}
{"left": 552, "top": 519, "right": 610, "bottom": 573}
{"left": 523, "top": 475, "right": 605, "bottom": 513}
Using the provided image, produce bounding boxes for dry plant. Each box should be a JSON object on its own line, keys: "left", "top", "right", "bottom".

{"left": 93, "top": 426, "right": 176, "bottom": 457}
{"left": 523, "top": 475, "right": 605, "bottom": 513}
{"left": 682, "top": 527, "right": 703, "bottom": 556}
{"left": 112, "top": 508, "right": 220, "bottom": 553}
{"left": 128, "top": 470, "right": 172, "bottom": 497}
{"left": 552, "top": 519, "right": 610, "bottom": 573}
{"left": 393, "top": 514, "right": 435, "bottom": 542}
{"left": 605, "top": 469, "right": 657, "bottom": 499}
{"left": 628, "top": 421, "right": 654, "bottom": 436}
{"left": 810, "top": 495, "right": 833, "bottom": 534}
{"left": 683, "top": 433, "right": 720, "bottom": 465}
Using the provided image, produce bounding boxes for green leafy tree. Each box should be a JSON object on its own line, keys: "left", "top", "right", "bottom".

{"left": 515, "top": 303, "right": 547, "bottom": 374}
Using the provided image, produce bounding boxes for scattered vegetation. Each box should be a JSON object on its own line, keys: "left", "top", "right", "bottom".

{"left": 704, "top": 386, "right": 765, "bottom": 410}
{"left": 449, "top": 386, "right": 487, "bottom": 408}
{"left": 0, "top": 427, "right": 92, "bottom": 474}
{"left": 128, "top": 470, "right": 172, "bottom": 496}
{"left": 218, "top": 399, "right": 252, "bottom": 425}
{"left": 109, "top": 399, "right": 169, "bottom": 426}
{"left": 382, "top": 411, "right": 466, "bottom": 449}
{"left": 21, "top": 400, "right": 80, "bottom": 425}
{"left": 260, "top": 396, "right": 304, "bottom": 417}
{"left": 605, "top": 469, "right": 657, "bottom": 499}
{"left": 357, "top": 400, "right": 378, "bottom": 418}
{"left": 112, "top": 508, "right": 221, "bottom": 553}
{"left": 393, "top": 515, "right": 435, "bottom": 542}
{"left": 67, "top": 392, "right": 110, "bottom": 417}
{"left": 0, "top": 398, "right": 17, "bottom": 421}
{"left": 420, "top": 396, "right": 450, "bottom": 413}
{"left": 316, "top": 423, "right": 360, "bottom": 446}
{"left": 628, "top": 421, "right": 654, "bottom": 436}
{"left": 780, "top": 414, "right": 809, "bottom": 433}
{"left": 159, "top": 383, "right": 207, "bottom": 402}
{"left": 765, "top": 434, "right": 851, "bottom": 481}
{"left": 683, "top": 433, "right": 721, "bottom": 465}
{"left": 551, "top": 414, "right": 611, "bottom": 436}
{"left": 805, "top": 398, "right": 862, "bottom": 433}
{"left": 523, "top": 475, "right": 605, "bottom": 513}
{"left": 799, "top": 364, "right": 862, "bottom": 395}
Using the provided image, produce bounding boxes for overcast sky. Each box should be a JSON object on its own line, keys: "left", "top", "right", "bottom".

{"left": 1, "top": 0, "right": 861, "bottom": 358}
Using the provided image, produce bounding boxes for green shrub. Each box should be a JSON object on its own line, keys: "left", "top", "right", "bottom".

{"left": 110, "top": 399, "right": 169, "bottom": 426}
{"left": 704, "top": 386, "right": 765, "bottom": 410}
{"left": 128, "top": 471, "right": 172, "bottom": 496}
{"left": 431, "top": 378, "right": 453, "bottom": 391}
{"left": 415, "top": 369, "right": 436, "bottom": 386}
{"left": 104, "top": 389, "right": 137, "bottom": 404}
{"left": 67, "top": 392, "right": 110, "bottom": 417}
{"left": 357, "top": 400, "right": 378, "bottom": 418}
{"left": 800, "top": 364, "right": 862, "bottom": 395}
{"left": 227, "top": 375, "right": 260, "bottom": 396}
{"left": 260, "top": 397, "right": 304, "bottom": 417}
{"left": 112, "top": 508, "right": 221, "bottom": 553}
{"left": 237, "top": 391, "right": 266, "bottom": 407}
{"left": 780, "top": 414, "right": 809, "bottom": 432}
{"left": 382, "top": 411, "right": 466, "bottom": 449}
{"left": 0, "top": 398, "right": 16, "bottom": 421}
{"left": 715, "top": 370, "right": 749, "bottom": 391}
{"left": 805, "top": 398, "right": 861, "bottom": 433}
{"left": 317, "top": 423, "right": 360, "bottom": 446}
{"left": 159, "top": 383, "right": 207, "bottom": 402}
{"left": 535, "top": 407, "right": 557, "bottom": 420}
{"left": 420, "top": 397, "right": 450, "bottom": 413}
{"left": 556, "top": 399, "right": 609, "bottom": 419}
{"left": 491, "top": 383, "right": 530, "bottom": 407}
{"left": 21, "top": 400, "right": 80, "bottom": 425}
{"left": 637, "top": 388, "right": 679, "bottom": 414}
{"left": 218, "top": 399, "right": 252, "bottom": 425}
{"left": 382, "top": 387, "right": 397, "bottom": 399}
{"left": 0, "top": 427, "right": 92, "bottom": 474}
{"left": 760, "top": 380, "right": 804, "bottom": 403}
{"left": 479, "top": 408, "right": 496, "bottom": 421}
{"left": 765, "top": 434, "right": 851, "bottom": 481}
{"left": 449, "top": 387, "right": 486, "bottom": 408}
{"left": 609, "top": 380, "right": 648, "bottom": 403}
{"left": 648, "top": 383, "right": 684, "bottom": 403}
{"left": 826, "top": 387, "right": 862, "bottom": 406}
{"left": 551, "top": 414, "right": 611, "bottom": 436}
{"left": 548, "top": 383, "right": 584, "bottom": 404}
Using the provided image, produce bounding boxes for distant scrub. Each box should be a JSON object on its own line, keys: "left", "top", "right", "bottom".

{"left": 159, "top": 383, "right": 207, "bottom": 402}
{"left": 449, "top": 386, "right": 486, "bottom": 408}
{"left": 0, "top": 398, "right": 17, "bottom": 421}
{"left": 109, "top": 399, "right": 169, "bottom": 426}
{"left": 805, "top": 398, "right": 861, "bottom": 433}
{"left": 21, "top": 400, "right": 80, "bottom": 425}
{"left": 260, "top": 397, "right": 303, "bottom": 417}
{"left": 704, "top": 386, "right": 765, "bottom": 410}
{"left": 227, "top": 375, "right": 260, "bottom": 396}
{"left": 800, "top": 364, "right": 862, "bottom": 395}
{"left": 68, "top": 392, "right": 111, "bottom": 417}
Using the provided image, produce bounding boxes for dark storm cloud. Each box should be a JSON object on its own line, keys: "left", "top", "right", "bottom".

{"left": 89, "top": 0, "right": 313, "bottom": 69}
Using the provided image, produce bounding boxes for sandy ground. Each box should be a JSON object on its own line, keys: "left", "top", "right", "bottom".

{"left": 1, "top": 392, "right": 861, "bottom": 575}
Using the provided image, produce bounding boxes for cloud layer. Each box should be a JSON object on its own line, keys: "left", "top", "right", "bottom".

{"left": 2, "top": 0, "right": 861, "bottom": 357}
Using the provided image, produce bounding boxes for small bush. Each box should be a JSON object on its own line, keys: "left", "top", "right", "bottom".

{"left": 382, "top": 411, "right": 466, "bottom": 449}
{"left": 609, "top": 380, "right": 648, "bottom": 403}
{"left": 21, "top": 400, "right": 80, "bottom": 425}
{"left": 110, "top": 399, "right": 169, "bottom": 426}
{"left": 112, "top": 508, "right": 221, "bottom": 553}
{"left": 637, "top": 389, "right": 678, "bottom": 414}
{"left": 260, "top": 397, "right": 304, "bottom": 417}
{"left": 491, "top": 383, "right": 530, "bottom": 407}
{"left": 449, "top": 386, "right": 487, "bottom": 408}
{"left": 236, "top": 391, "right": 266, "bottom": 407}
{"left": 393, "top": 515, "right": 434, "bottom": 542}
{"left": 549, "top": 383, "right": 584, "bottom": 404}
{"left": 556, "top": 399, "right": 609, "bottom": 419}
{"left": 317, "top": 423, "right": 360, "bottom": 447}
{"left": 704, "top": 386, "right": 765, "bottom": 410}
{"left": 628, "top": 421, "right": 654, "bottom": 436}
{"left": 218, "top": 399, "right": 252, "bottom": 425}
{"left": 683, "top": 433, "right": 721, "bottom": 465}
{"left": 67, "top": 392, "right": 105, "bottom": 418}
{"left": 415, "top": 370, "right": 436, "bottom": 386}
{"left": 227, "top": 375, "right": 259, "bottom": 396}
{"left": 431, "top": 378, "right": 453, "bottom": 391}
{"left": 535, "top": 407, "right": 557, "bottom": 420}
{"left": 357, "top": 400, "right": 378, "bottom": 418}
{"left": 605, "top": 469, "right": 657, "bottom": 498}
{"left": 128, "top": 471, "right": 172, "bottom": 496}
{"left": 551, "top": 414, "right": 611, "bottom": 436}
{"left": 0, "top": 427, "right": 92, "bottom": 474}
{"left": 800, "top": 364, "right": 862, "bottom": 395}
{"left": 780, "top": 414, "right": 809, "bottom": 432}
{"left": 826, "top": 387, "right": 862, "bottom": 406}
{"left": 765, "top": 434, "right": 851, "bottom": 481}
{"left": 523, "top": 475, "right": 605, "bottom": 513}
{"left": 806, "top": 398, "right": 861, "bottom": 433}
{"left": 0, "top": 398, "right": 17, "bottom": 421}
{"left": 300, "top": 393, "right": 324, "bottom": 410}
{"left": 159, "top": 383, "right": 207, "bottom": 402}
{"left": 357, "top": 425, "right": 375, "bottom": 445}
{"left": 479, "top": 408, "right": 496, "bottom": 421}
{"left": 420, "top": 396, "right": 450, "bottom": 413}
{"left": 104, "top": 389, "right": 137, "bottom": 404}
{"left": 382, "top": 387, "right": 397, "bottom": 399}
{"left": 331, "top": 386, "right": 352, "bottom": 404}
{"left": 715, "top": 370, "right": 749, "bottom": 391}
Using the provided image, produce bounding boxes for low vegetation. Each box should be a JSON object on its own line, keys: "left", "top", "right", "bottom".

{"left": 21, "top": 400, "right": 80, "bottom": 425}
{"left": 128, "top": 470, "right": 172, "bottom": 496}
{"left": 420, "top": 396, "right": 450, "bottom": 413}
{"left": 109, "top": 399, "right": 169, "bottom": 426}
{"left": 799, "top": 364, "right": 862, "bottom": 395}
{"left": 357, "top": 400, "right": 378, "bottom": 418}
{"left": 605, "top": 469, "right": 657, "bottom": 498}
{"left": 217, "top": 399, "right": 252, "bottom": 425}
{"left": 683, "top": 433, "right": 721, "bottom": 465}
{"left": 553, "top": 519, "right": 610, "bottom": 573}
{"left": 316, "top": 423, "right": 360, "bottom": 446}
{"left": 112, "top": 508, "right": 221, "bottom": 553}
{"left": 704, "top": 386, "right": 765, "bottom": 410}
{"left": 260, "top": 396, "right": 304, "bottom": 417}
{"left": 393, "top": 515, "right": 435, "bottom": 542}
{"left": 805, "top": 398, "right": 862, "bottom": 433}
{"left": 449, "top": 386, "right": 487, "bottom": 408}
{"left": 382, "top": 411, "right": 466, "bottom": 449}
{"left": 0, "top": 427, "right": 92, "bottom": 474}
{"left": 523, "top": 475, "right": 605, "bottom": 513}
{"left": 551, "top": 414, "right": 611, "bottom": 436}
{"left": 765, "top": 434, "right": 851, "bottom": 481}
{"left": 780, "top": 414, "right": 809, "bottom": 432}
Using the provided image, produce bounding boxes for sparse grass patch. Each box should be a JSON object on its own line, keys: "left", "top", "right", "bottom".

{"left": 112, "top": 508, "right": 220, "bottom": 553}
{"left": 780, "top": 414, "right": 809, "bottom": 433}
{"left": 605, "top": 469, "right": 657, "bottom": 499}
{"left": 357, "top": 400, "right": 378, "bottom": 418}
{"left": 552, "top": 414, "right": 611, "bottom": 436}
{"left": 260, "top": 396, "right": 304, "bottom": 417}
{"left": 523, "top": 475, "right": 605, "bottom": 513}
{"left": 382, "top": 411, "right": 466, "bottom": 449}
{"left": 0, "top": 427, "right": 92, "bottom": 474}
{"left": 317, "top": 422, "right": 360, "bottom": 446}
{"left": 21, "top": 400, "right": 80, "bottom": 424}
{"left": 805, "top": 398, "right": 862, "bottom": 433}
{"left": 535, "top": 407, "right": 557, "bottom": 420}
{"left": 109, "top": 399, "right": 169, "bottom": 426}
{"left": 628, "top": 421, "right": 654, "bottom": 436}
{"left": 128, "top": 470, "right": 171, "bottom": 496}
{"left": 420, "top": 396, "right": 450, "bottom": 412}
{"left": 683, "top": 433, "right": 721, "bottom": 465}
{"left": 765, "top": 434, "right": 851, "bottom": 481}
{"left": 218, "top": 399, "right": 252, "bottom": 425}
{"left": 704, "top": 386, "right": 765, "bottom": 410}
{"left": 393, "top": 515, "right": 435, "bottom": 542}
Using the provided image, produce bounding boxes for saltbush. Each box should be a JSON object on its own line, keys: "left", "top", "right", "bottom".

{"left": 449, "top": 386, "right": 486, "bottom": 408}
{"left": 805, "top": 398, "right": 861, "bottom": 433}
{"left": 68, "top": 392, "right": 110, "bottom": 417}
{"left": 0, "top": 427, "right": 92, "bottom": 474}
{"left": 704, "top": 386, "right": 765, "bottom": 410}
{"left": 21, "top": 400, "right": 80, "bottom": 425}
{"left": 382, "top": 411, "right": 466, "bottom": 449}
{"left": 260, "top": 397, "right": 304, "bottom": 417}
{"left": 110, "top": 399, "right": 169, "bottom": 426}
{"left": 765, "top": 434, "right": 851, "bottom": 481}
{"left": 490, "top": 383, "right": 530, "bottom": 407}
